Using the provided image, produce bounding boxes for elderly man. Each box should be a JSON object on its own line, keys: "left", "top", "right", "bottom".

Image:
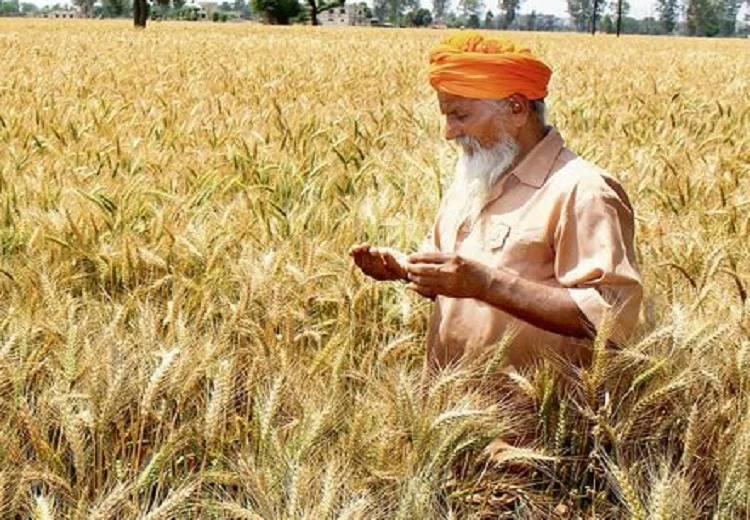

{"left": 350, "top": 32, "right": 642, "bottom": 370}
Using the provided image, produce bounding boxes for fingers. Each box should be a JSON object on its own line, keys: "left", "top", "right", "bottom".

{"left": 349, "top": 243, "right": 371, "bottom": 256}
{"left": 406, "top": 274, "right": 434, "bottom": 287}
{"left": 366, "top": 247, "right": 392, "bottom": 280}
{"left": 407, "top": 252, "right": 450, "bottom": 264}
{"left": 349, "top": 244, "right": 369, "bottom": 270}
{"left": 351, "top": 244, "right": 417, "bottom": 282}
{"left": 405, "top": 263, "right": 441, "bottom": 277}
{"left": 351, "top": 244, "right": 395, "bottom": 281}
{"left": 406, "top": 283, "right": 437, "bottom": 300}
{"left": 382, "top": 255, "right": 405, "bottom": 280}
{"left": 379, "top": 247, "right": 407, "bottom": 265}
{"left": 381, "top": 250, "right": 408, "bottom": 281}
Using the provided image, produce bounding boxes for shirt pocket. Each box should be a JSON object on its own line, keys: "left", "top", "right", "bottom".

{"left": 481, "top": 220, "right": 511, "bottom": 251}
{"left": 503, "top": 227, "right": 555, "bottom": 278}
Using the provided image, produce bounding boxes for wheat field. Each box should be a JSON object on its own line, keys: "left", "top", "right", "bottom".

{"left": 0, "top": 19, "right": 748, "bottom": 518}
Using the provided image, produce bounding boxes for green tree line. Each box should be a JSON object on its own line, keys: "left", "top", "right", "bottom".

{"left": 1, "top": 0, "right": 748, "bottom": 38}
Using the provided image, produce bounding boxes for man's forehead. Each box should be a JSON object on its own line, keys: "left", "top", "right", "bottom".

{"left": 438, "top": 92, "right": 476, "bottom": 113}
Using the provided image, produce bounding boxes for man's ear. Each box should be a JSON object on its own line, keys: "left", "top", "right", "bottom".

{"left": 507, "top": 94, "right": 532, "bottom": 126}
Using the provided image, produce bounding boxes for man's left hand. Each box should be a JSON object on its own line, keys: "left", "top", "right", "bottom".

{"left": 405, "top": 252, "right": 493, "bottom": 300}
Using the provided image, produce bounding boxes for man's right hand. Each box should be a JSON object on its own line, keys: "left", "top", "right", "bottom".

{"left": 349, "top": 243, "right": 409, "bottom": 282}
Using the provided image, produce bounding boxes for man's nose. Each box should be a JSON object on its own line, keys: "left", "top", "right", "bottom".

{"left": 444, "top": 119, "right": 460, "bottom": 141}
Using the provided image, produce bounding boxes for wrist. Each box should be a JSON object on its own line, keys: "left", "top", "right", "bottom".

{"left": 481, "top": 266, "right": 513, "bottom": 302}
{"left": 473, "top": 263, "right": 496, "bottom": 301}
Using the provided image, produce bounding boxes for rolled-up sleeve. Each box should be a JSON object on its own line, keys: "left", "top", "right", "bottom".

{"left": 554, "top": 183, "right": 643, "bottom": 344}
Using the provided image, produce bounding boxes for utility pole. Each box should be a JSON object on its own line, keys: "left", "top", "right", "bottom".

{"left": 591, "top": 0, "right": 599, "bottom": 35}
{"left": 616, "top": 0, "right": 623, "bottom": 36}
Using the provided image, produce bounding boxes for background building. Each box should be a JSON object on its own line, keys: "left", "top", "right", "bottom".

{"left": 318, "top": 2, "right": 369, "bottom": 26}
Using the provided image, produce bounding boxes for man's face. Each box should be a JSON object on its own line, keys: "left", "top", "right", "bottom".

{"left": 438, "top": 91, "right": 512, "bottom": 153}
{"left": 438, "top": 92, "right": 521, "bottom": 225}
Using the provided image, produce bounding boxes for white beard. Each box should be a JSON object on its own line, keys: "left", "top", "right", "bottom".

{"left": 445, "top": 135, "right": 520, "bottom": 227}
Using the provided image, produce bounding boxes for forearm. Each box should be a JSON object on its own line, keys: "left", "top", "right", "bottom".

{"left": 480, "top": 269, "right": 594, "bottom": 339}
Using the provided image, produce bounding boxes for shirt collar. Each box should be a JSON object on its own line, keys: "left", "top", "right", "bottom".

{"left": 511, "top": 126, "right": 564, "bottom": 189}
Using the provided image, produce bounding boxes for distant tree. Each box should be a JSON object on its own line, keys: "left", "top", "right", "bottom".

{"left": 591, "top": 0, "right": 601, "bottom": 32}
{"left": 567, "top": 0, "right": 588, "bottom": 30}
{"left": 685, "top": 0, "right": 721, "bottom": 36}
{"left": 20, "top": 1, "right": 37, "bottom": 12}
{"left": 405, "top": 6, "right": 431, "bottom": 25}
{"left": 0, "top": 0, "right": 19, "bottom": 14}
{"left": 458, "top": 0, "right": 480, "bottom": 18}
{"left": 373, "top": 0, "right": 386, "bottom": 20}
{"left": 540, "top": 13, "right": 559, "bottom": 30}
{"left": 636, "top": 15, "right": 666, "bottom": 33}
{"left": 741, "top": 9, "right": 750, "bottom": 35}
{"left": 483, "top": 8, "right": 493, "bottom": 27}
{"left": 74, "top": 0, "right": 96, "bottom": 16}
{"left": 617, "top": 15, "right": 665, "bottom": 33}
{"left": 404, "top": 6, "right": 412, "bottom": 23}
{"left": 498, "top": 0, "right": 521, "bottom": 28}
{"left": 292, "top": 3, "right": 307, "bottom": 21}
{"left": 234, "top": 0, "right": 252, "bottom": 15}
{"left": 617, "top": 0, "right": 630, "bottom": 16}
{"left": 219, "top": 0, "right": 232, "bottom": 9}
{"left": 101, "top": 0, "right": 129, "bottom": 15}
{"left": 719, "top": 0, "right": 742, "bottom": 35}
{"left": 656, "top": 0, "right": 678, "bottom": 32}
{"left": 432, "top": 0, "right": 447, "bottom": 21}
{"left": 374, "top": 0, "right": 417, "bottom": 24}
{"left": 417, "top": 6, "right": 432, "bottom": 24}
{"left": 567, "top": 0, "right": 608, "bottom": 31}
{"left": 133, "top": 0, "right": 148, "bottom": 26}
{"left": 606, "top": 0, "right": 628, "bottom": 34}
{"left": 154, "top": 0, "right": 170, "bottom": 16}
{"left": 252, "top": 0, "right": 300, "bottom": 23}
{"left": 525, "top": 8, "right": 537, "bottom": 29}
{"left": 468, "top": 11, "right": 479, "bottom": 25}
{"left": 444, "top": 9, "right": 459, "bottom": 25}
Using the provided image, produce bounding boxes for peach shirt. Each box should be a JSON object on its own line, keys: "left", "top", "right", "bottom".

{"left": 424, "top": 127, "right": 643, "bottom": 368}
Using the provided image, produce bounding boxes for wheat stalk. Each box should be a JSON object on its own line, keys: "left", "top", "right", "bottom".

{"left": 0, "top": 20, "right": 748, "bottom": 519}
{"left": 204, "top": 358, "right": 233, "bottom": 447}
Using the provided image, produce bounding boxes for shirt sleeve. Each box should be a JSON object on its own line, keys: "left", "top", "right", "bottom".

{"left": 554, "top": 181, "right": 643, "bottom": 344}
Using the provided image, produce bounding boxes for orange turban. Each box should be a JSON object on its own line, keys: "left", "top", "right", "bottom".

{"left": 428, "top": 31, "right": 552, "bottom": 101}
